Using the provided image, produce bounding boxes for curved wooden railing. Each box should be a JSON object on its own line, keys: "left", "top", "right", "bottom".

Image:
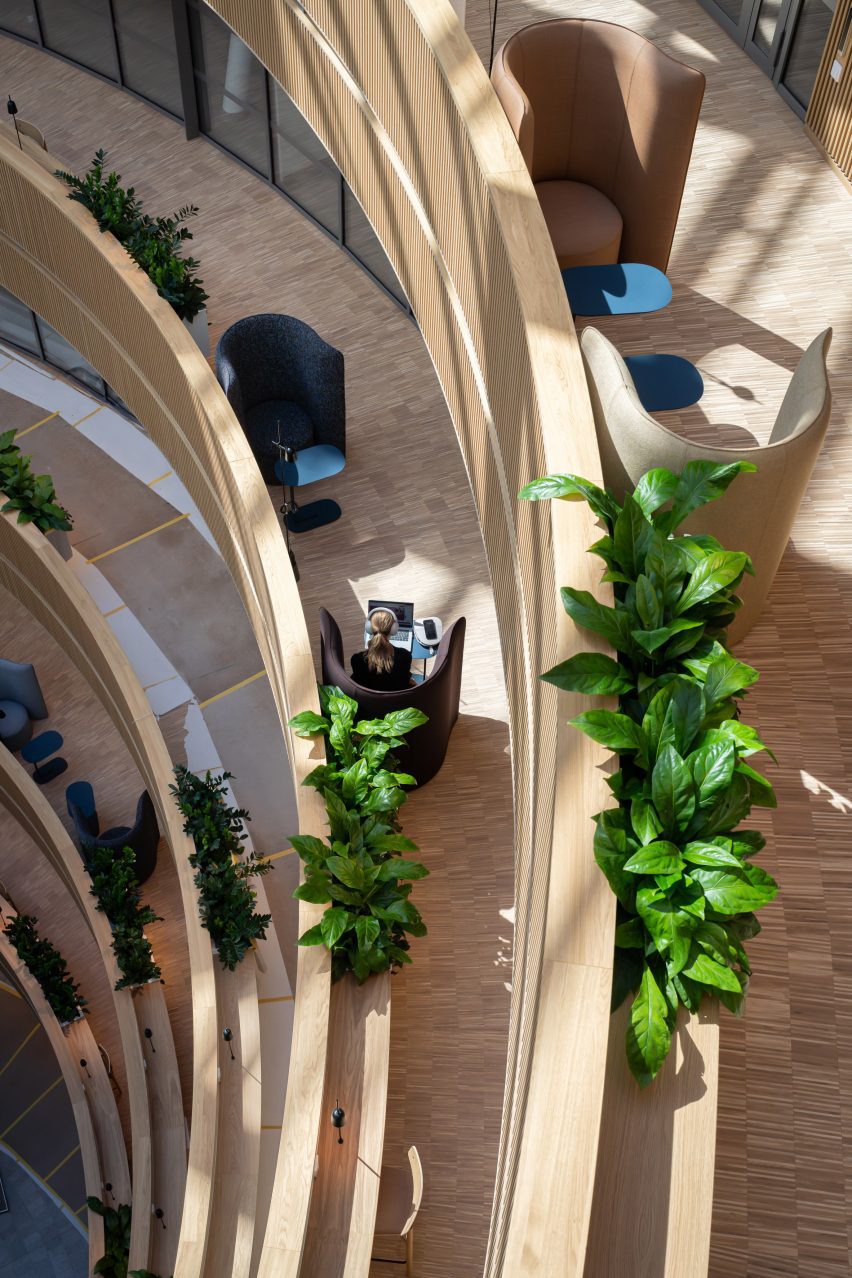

{"left": 0, "top": 740, "right": 154, "bottom": 1269}
{"left": 0, "top": 130, "right": 332, "bottom": 1274}
{"left": 201, "top": 2, "right": 615, "bottom": 1273}
{"left": 0, "top": 892, "right": 105, "bottom": 1271}
{"left": 0, "top": 506, "right": 212, "bottom": 1277}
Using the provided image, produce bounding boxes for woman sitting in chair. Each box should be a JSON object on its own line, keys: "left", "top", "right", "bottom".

{"left": 351, "top": 608, "right": 412, "bottom": 691}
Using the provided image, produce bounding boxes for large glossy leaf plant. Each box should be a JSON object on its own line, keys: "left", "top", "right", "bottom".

{"left": 520, "top": 461, "right": 779, "bottom": 1086}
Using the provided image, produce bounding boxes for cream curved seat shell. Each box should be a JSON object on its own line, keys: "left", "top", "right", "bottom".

{"left": 580, "top": 325, "right": 834, "bottom": 642}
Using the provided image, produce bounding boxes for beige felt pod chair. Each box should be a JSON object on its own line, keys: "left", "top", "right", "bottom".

{"left": 372, "top": 1145, "right": 423, "bottom": 1275}
{"left": 579, "top": 325, "right": 834, "bottom": 643}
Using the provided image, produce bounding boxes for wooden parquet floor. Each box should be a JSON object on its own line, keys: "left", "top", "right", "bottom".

{"left": 1, "top": 2, "right": 851, "bottom": 1272}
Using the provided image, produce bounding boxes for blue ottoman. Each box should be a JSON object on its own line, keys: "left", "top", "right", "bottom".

{"left": 21, "top": 730, "right": 67, "bottom": 784}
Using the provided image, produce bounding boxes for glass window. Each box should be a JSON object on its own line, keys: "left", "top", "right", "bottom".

{"left": 36, "top": 0, "right": 119, "bottom": 80}
{"left": 189, "top": 4, "right": 270, "bottom": 176}
{"left": 270, "top": 80, "right": 340, "bottom": 235}
{"left": 752, "top": 0, "right": 786, "bottom": 53}
{"left": 112, "top": 0, "right": 183, "bottom": 118}
{"left": 0, "top": 0, "right": 39, "bottom": 41}
{"left": 343, "top": 185, "right": 407, "bottom": 304}
{"left": 0, "top": 287, "right": 41, "bottom": 356}
{"left": 781, "top": 0, "right": 837, "bottom": 107}
{"left": 36, "top": 318, "right": 106, "bottom": 396}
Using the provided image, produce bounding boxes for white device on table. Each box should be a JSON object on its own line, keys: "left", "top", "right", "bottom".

{"left": 364, "top": 600, "right": 414, "bottom": 651}
{"left": 414, "top": 616, "right": 443, "bottom": 652}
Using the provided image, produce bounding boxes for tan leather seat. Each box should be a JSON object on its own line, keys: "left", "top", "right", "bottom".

{"left": 492, "top": 19, "right": 705, "bottom": 273}
{"left": 535, "top": 180, "right": 623, "bottom": 268}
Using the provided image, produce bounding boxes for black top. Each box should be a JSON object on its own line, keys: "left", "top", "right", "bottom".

{"left": 350, "top": 646, "right": 412, "bottom": 691}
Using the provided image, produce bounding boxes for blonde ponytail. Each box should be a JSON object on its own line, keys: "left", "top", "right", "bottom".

{"left": 366, "top": 609, "right": 396, "bottom": 674}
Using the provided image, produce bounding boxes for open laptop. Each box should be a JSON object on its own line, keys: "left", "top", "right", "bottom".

{"left": 364, "top": 599, "right": 414, "bottom": 651}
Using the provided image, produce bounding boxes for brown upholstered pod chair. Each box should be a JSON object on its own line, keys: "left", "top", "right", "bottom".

{"left": 580, "top": 326, "right": 834, "bottom": 643}
{"left": 372, "top": 1146, "right": 423, "bottom": 1275}
{"left": 491, "top": 20, "right": 705, "bottom": 271}
{"left": 319, "top": 609, "right": 465, "bottom": 787}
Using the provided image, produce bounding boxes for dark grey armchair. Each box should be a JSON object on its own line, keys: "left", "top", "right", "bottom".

{"left": 215, "top": 313, "right": 346, "bottom": 483}
{"left": 66, "top": 783, "right": 159, "bottom": 885}
{"left": 319, "top": 608, "right": 465, "bottom": 787}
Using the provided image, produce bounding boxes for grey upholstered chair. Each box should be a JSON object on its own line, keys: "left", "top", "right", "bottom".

{"left": 580, "top": 325, "right": 833, "bottom": 642}
{"left": 0, "top": 658, "right": 48, "bottom": 719}
{"left": 66, "top": 783, "right": 159, "bottom": 885}
{"left": 319, "top": 608, "right": 465, "bottom": 786}
{"left": 215, "top": 314, "right": 345, "bottom": 483}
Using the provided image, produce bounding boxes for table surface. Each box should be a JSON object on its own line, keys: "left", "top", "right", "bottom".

{"left": 274, "top": 444, "right": 346, "bottom": 488}
{"left": 21, "top": 729, "right": 63, "bottom": 762}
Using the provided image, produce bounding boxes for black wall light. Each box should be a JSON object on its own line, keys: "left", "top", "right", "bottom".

{"left": 144, "top": 1027, "right": 156, "bottom": 1053}
{"left": 331, "top": 1099, "right": 346, "bottom": 1145}
{"left": 6, "top": 96, "right": 22, "bottom": 149}
{"left": 223, "top": 1027, "right": 235, "bottom": 1061}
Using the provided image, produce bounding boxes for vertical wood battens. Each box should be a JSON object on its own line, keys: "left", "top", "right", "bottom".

{"left": 806, "top": 0, "right": 852, "bottom": 180}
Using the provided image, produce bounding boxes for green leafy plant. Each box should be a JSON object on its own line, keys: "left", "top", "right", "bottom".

{"left": 56, "top": 150, "right": 208, "bottom": 322}
{"left": 0, "top": 428, "right": 72, "bottom": 532}
{"left": 3, "top": 913, "right": 86, "bottom": 1023}
{"left": 86, "top": 844, "right": 162, "bottom": 990}
{"left": 88, "top": 1196, "right": 169, "bottom": 1278}
{"left": 520, "top": 461, "right": 779, "bottom": 1087}
{"left": 170, "top": 766, "right": 271, "bottom": 970}
{"left": 289, "top": 687, "right": 428, "bottom": 982}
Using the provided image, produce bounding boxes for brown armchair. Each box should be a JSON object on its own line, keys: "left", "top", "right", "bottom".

{"left": 319, "top": 608, "right": 465, "bottom": 787}
{"left": 491, "top": 19, "right": 705, "bottom": 272}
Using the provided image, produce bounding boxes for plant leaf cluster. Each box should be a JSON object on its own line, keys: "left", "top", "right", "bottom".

{"left": 0, "top": 428, "right": 73, "bottom": 532}
{"left": 520, "top": 461, "right": 779, "bottom": 1086}
{"left": 88, "top": 1196, "right": 169, "bottom": 1278}
{"left": 56, "top": 150, "right": 208, "bottom": 322}
{"left": 170, "top": 765, "right": 271, "bottom": 971}
{"left": 85, "top": 843, "right": 162, "bottom": 990}
{"left": 3, "top": 912, "right": 85, "bottom": 1023}
{"left": 289, "top": 686, "right": 429, "bottom": 983}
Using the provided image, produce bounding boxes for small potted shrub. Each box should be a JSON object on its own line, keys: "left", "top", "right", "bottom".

{"left": 86, "top": 844, "right": 162, "bottom": 990}
{"left": 0, "top": 428, "right": 73, "bottom": 557}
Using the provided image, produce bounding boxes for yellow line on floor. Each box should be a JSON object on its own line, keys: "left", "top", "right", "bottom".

{"left": 0, "top": 1024, "right": 41, "bottom": 1079}
{"left": 102, "top": 603, "right": 127, "bottom": 619}
{"left": 1, "top": 1075, "right": 63, "bottom": 1138}
{"left": 75, "top": 1201, "right": 88, "bottom": 1216}
{"left": 45, "top": 1142, "right": 80, "bottom": 1182}
{"left": 258, "top": 994, "right": 294, "bottom": 1004}
{"left": 16, "top": 410, "right": 59, "bottom": 437}
{"left": 199, "top": 669, "right": 267, "bottom": 710}
{"left": 87, "top": 512, "right": 190, "bottom": 564}
{"left": 0, "top": 980, "right": 22, "bottom": 999}
{"left": 71, "top": 405, "right": 104, "bottom": 429}
{"left": 147, "top": 470, "right": 173, "bottom": 486}
{"left": 261, "top": 847, "right": 296, "bottom": 863}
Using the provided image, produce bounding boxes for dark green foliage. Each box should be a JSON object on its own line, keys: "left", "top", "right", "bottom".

{"left": 0, "top": 428, "right": 72, "bottom": 532}
{"left": 85, "top": 844, "right": 162, "bottom": 990}
{"left": 289, "top": 687, "right": 428, "bottom": 982}
{"left": 3, "top": 913, "right": 85, "bottom": 1023}
{"left": 56, "top": 150, "right": 208, "bottom": 322}
{"left": 170, "top": 766, "right": 271, "bottom": 970}
{"left": 521, "top": 461, "right": 778, "bottom": 1087}
{"left": 88, "top": 1197, "right": 169, "bottom": 1278}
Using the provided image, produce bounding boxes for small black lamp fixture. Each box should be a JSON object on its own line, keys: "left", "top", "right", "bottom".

{"left": 80, "top": 1058, "right": 91, "bottom": 1078}
{"left": 143, "top": 1027, "right": 156, "bottom": 1054}
{"left": 331, "top": 1098, "right": 346, "bottom": 1145}
{"left": 6, "top": 96, "right": 22, "bottom": 149}
{"left": 104, "top": 1182, "right": 113, "bottom": 1201}
{"left": 154, "top": 1206, "right": 166, "bottom": 1230}
{"left": 222, "top": 1027, "right": 235, "bottom": 1061}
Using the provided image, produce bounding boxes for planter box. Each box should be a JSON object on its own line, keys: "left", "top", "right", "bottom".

{"left": 184, "top": 306, "right": 210, "bottom": 358}
{"left": 60, "top": 1006, "right": 87, "bottom": 1031}
{"left": 44, "top": 527, "right": 72, "bottom": 560}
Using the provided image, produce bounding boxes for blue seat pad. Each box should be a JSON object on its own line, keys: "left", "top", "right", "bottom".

{"left": 21, "top": 729, "right": 63, "bottom": 764}
{"left": 562, "top": 263, "right": 673, "bottom": 316}
{"left": 275, "top": 444, "right": 346, "bottom": 488}
{"left": 624, "top": 353, "right": 704, "bottom": 413}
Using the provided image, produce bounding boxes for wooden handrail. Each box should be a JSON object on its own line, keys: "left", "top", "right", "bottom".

{"left": 0, "top": 893, "right": 105, "bottom": 1271}
{"left": 0, "top": 743, "right": 154, "bottom": 1269}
